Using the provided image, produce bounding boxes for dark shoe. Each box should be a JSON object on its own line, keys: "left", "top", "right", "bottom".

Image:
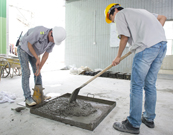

{"left": 142, "top": 116, "right": 155, "bottom": 128}
{"left": 113, "top": 119, "right": 140, "bottom": 134}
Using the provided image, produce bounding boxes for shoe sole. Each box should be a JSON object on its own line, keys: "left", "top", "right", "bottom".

{"left": 26, "top": 102, "right": 37, "bottom": 106}
{"left": 113, "top": 124, "right": 139, "bottom": 134}
{"left": 44, "top": 96, "right": 51, "bottom": 100}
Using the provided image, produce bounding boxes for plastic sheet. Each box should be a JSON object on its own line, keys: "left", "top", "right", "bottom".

{"left": 0, "top": 91, "right": 16, "bottom": 103}
{"left": 70, "top": 65, "right": 92, "bottom": 75}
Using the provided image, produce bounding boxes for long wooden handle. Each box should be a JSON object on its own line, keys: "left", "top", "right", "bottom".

{"left": 119, "top": 51, "right": 132, "bottom": 61}
{"left": 82, "top": 51, "right": 132, "bottom": 87}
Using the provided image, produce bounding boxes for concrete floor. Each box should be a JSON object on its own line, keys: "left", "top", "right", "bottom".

{"left": 0, "top": 68, "right": 173, "bottom": 135}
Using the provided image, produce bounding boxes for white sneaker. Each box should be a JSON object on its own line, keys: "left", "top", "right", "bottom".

{"left": 25, "top": 97, "right": 36, "bottom": 106}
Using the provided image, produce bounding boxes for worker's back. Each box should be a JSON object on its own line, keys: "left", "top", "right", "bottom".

{"left": 115, "top": 8, "right": 167, "bottom": 53}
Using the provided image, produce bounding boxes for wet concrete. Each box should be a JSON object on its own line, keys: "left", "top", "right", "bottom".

{"left": 34, "top": 97, "right": 97, "bottom": 117}
{"left": 30, "top": 94, "right": 116, "bottom": 130}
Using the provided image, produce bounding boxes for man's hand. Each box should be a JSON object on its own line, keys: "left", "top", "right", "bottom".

{"left": 112, "top": 56, "right": 121, "bottom": 66}
{"left": 36, "top": 58, "right": 40, "bottom": 68}
{"left": 35, "top": 68, "right": 40, "bottom": 76}
{"left": 34, "top": 52, "right": 49, "bottom": 76}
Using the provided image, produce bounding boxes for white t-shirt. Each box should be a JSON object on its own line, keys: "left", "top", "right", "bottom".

{"left": 115, "top": 8, "right": 167, "bottom": 53}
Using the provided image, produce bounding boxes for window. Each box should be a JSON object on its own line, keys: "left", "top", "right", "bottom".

{"left": 164, "top": 21, "right": 173, "bottom": 55}
{"left": 110, "top": 23, "right": 129, "bottom": 47}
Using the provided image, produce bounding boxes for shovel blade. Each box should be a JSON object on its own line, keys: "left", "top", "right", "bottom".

{"left": 69, "top": 87, "right": 82, "bottom": 103}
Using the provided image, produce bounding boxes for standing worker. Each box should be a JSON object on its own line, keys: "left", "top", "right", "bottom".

{"left": 17, "top": 26, "right": 66, "bottom": 106}
{"left": 104, "top": 3, "right": 167, "bottom": 134}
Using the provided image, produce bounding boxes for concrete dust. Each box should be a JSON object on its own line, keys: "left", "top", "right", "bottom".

{"left": 36, "top": 97, "right": 97, "bottom": 117}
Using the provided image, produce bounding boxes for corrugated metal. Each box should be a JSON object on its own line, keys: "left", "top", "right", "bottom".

{"left": 65, "top": 0, "right": 173, "bottom": 73}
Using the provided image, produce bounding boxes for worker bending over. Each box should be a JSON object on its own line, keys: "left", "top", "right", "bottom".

{"left": 17, "top": 26, "right": 66, "bottom": 106}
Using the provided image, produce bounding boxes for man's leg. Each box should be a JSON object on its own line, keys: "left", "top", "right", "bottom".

{"left": 143, "top": 42, "right": 167, "bottom": 127}
{"left": 127, "top": 51, "right": 151, "bottom": 128}
{"left": 28, "top": 56, "right": 42, "bottom": 85}
{"left": 113, "top": 50, "right": 154, "bottom": 134}
{"left": 17, "top": 46, "right": 31, "bottom": 99}
{"left": 17, "top": 46, "right": 36, "bottom": 106}
{"left": 128, "top": 42, "right": 166, "bottom": 127}
{"left": 113, "top": 42, "right": 165, "bottom": 134}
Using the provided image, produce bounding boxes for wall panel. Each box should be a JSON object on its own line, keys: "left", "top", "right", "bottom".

{"left": 65, "top": 0, "right": 173, "bottom": 72}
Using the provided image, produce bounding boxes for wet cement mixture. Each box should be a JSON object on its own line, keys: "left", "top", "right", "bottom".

{"left": 30, "top": 94, "right": 116, "bottom": 130}
{"left": 36, "top": 97, "right": 97, "bottom": 117}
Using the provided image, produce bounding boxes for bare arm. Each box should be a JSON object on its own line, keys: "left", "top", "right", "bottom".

{"left": 34, "top": 52, "right": 49, "bottom": 76}
{"left": 28, "top": 42, "right": 41, "bottom": 67}
{"left": 112, "top": 35, "right": 128, "bottom": 66}
{"left": 40, "top": 52, "right": 49, "bottom": 70}
{"left": 157, "top": 15, "right": 167, "bottom": 26}
{"left": 28, "top": 42, "right": 41, "bottom": 76}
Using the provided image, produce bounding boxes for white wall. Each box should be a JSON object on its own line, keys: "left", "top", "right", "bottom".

{"left": 65, "top": 0, "right": 173, "bottom": 73}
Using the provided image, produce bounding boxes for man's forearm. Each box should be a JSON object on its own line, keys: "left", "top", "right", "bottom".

{"left": 117, "top": 35, "right": 128, "bottom": 57}
{"left": 40, "top": 52, "right": 49, "bottom": 70}
{"left": 28, "top": 42, "right": 39, "bottom": 60}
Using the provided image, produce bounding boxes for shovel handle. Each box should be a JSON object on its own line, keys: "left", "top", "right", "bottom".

{"left": 120, "top": 51, "right": 132, "bottom": 61}
{"left": 35, "top": 66, "right": 39, "bottom": 86}
{"left": 82, "top": 51, "right": 132, "bottom": 86}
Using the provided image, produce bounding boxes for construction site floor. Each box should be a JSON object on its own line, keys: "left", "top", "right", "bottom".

{"left": 0, "top": 69, "right": 173, "bottom": 135}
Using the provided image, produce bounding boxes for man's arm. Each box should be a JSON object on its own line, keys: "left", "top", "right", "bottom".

{"left": 33, "top": 52, "right": 49, "bottom": 76}
{"left": 112, "top": 35, "right": 128, "bottom": 66}
{"left": 157, "top": 15, "right": 167, "bottom": 26}
{"left": 40, "top": 52, "right": 49, "bottom": 70}
{"left": 28, "top": 42, "right": 40, "bottom": 68}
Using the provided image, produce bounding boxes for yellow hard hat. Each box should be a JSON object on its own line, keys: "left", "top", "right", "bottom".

{"left": 104, "top": 3, "right": 121, "bottom": 24}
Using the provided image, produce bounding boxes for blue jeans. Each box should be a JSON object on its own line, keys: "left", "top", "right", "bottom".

{"left": 17, "top": 45, "right": 42, "bottom": 99}
{"left": 127, "top": 41, "right": 167, "bottom": 128}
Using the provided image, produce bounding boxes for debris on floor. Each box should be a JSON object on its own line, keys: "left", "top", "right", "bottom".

{"left": 62, "top": 65, "right": 131, "bottom": 80}
{"left": 69, "top": 65, "right": 92, "bottom": 75}
{"left": 11, "top": 107, "right": 26, "bottom": 112}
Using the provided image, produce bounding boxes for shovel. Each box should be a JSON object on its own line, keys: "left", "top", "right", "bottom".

{"left": 69, "top": 51, "right": 132, "bottom": 103}
{"left": 32, "top": 67, "right": 45, "bottom": 104}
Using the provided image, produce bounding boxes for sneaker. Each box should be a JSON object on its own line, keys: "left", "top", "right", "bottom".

{"left": 44, "top": 95, "right": 51, "bottom": 100}
{"left": 113, "top": 119, "right": 140, "bottom": 134}
{"left": 142, "top": 116, "right": 155, "bottom": 128}
{"left": 25, "top": 97, "right": 36, "bottom": 106}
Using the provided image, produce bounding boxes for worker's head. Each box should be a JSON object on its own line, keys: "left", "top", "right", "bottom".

{"left": 48, "top": 26, "right": 66, "bottom": 45}
{"left": 104, "top": 3, "right": 123, "bottom": 23}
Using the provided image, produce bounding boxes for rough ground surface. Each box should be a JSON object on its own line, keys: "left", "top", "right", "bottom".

{"left": 0, "top": 69, "right": 173, "bottom": 135}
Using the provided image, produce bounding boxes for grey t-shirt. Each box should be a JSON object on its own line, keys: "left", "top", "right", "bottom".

{"left": 20, "top": 26, "right": 55, "bottom": 57}
{"left": 115, "top": 8, "right": 167, "bottom": 53}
